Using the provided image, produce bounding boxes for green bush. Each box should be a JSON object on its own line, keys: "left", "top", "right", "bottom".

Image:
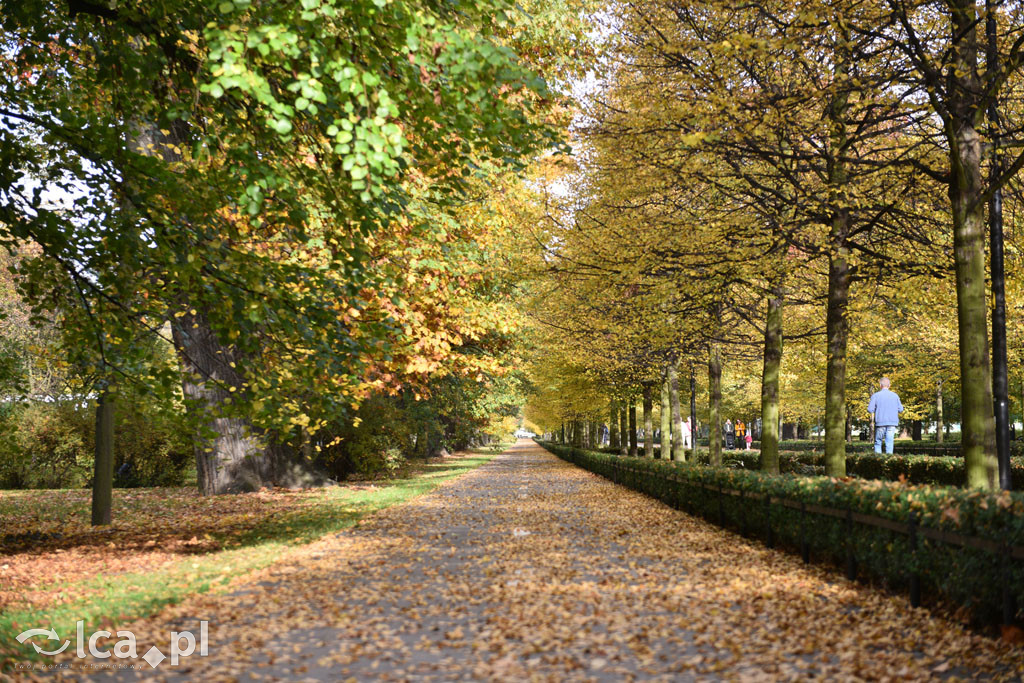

{"left": 684, "top": 449, "right": 1024, "bottom": 488}
{"left": 112, "top": 396, "right": 193, "bottom": 488}
{"left": 0, "top": 397, "right": 192, "bottom": 490}
{"left": 743, "top": 439, "right": 1024, "bottom": 458}
{"left": 0, "top": 402, "right": 93, "bottom": 488}
{"left": 314, "top": 394, "right": 416, "bottom": 480}
{"left": 599, "top": 443, "right": 1024, "bottom": 487}
{"left": 539, "top": 441, "right": 1024, "bottom": 624}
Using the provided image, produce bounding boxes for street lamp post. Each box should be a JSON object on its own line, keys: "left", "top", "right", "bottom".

{"left": 690, "top": 363, "right": 697, "bottom": 459}
{"left": 988, "top": 0, "right": 1012, "bottom": 490}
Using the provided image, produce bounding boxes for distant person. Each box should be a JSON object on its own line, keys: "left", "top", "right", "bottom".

{"left": 745, "top": 432, "right": 752, "bottom": 450}
{"left": 736, "top": 419, "right": 746, "bottom": 444}
{"left": 681, "top": 417, "right": 692, "bottom": 449}
{"left": 868, "top": 377, "right": 904, "bottom": 454}
{"left": 724, "top": 418, "right": 734, "bottom": 450}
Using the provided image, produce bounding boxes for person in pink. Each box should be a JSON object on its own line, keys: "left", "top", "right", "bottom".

{"left": 744, "top": 432, "right": 752, "bottom": 450}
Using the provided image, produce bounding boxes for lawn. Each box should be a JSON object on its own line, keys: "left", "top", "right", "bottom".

{"left": 0, "top": 446, "right": 505, "bottom": 669}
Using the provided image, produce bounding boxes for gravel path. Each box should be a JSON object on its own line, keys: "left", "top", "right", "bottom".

{"left": 56, "top": 440, "right": 1024, "bottom": 681}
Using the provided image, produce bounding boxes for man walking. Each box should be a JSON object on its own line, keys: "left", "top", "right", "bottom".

{"left": 868, "top": 377, "right": 904, "bottom": 454}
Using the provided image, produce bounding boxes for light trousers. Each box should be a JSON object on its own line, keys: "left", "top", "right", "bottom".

{"left": 874, "top": 425, "right": 897, "bottom": 454}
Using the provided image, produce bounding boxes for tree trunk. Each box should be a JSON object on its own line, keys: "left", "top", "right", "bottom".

{"left": 708, "top": 344, "right": 722, "bottom": 466}
{"left": 761, "top": 290, "right": 782, "bottom": 473}
{"left": 817, "top": 21, "right": 855, "bottom": 478}
{"left": 822, "top": 249, "right": 851, "bottom": 479}
{"left": 669, "top": 361, "right": 685, "bottom": 461}
{"left": 172, "top": 319, "right": 322, "bottom": 492}
{"left": 951, "top": 127, "right": 998, "bottom": 486}
{"left": 628, "top": 401, "right": 638, "bottom": 457}
{"left": 936, "top": 380, "right": 944, "bottom": 443}
{"left": 660, "top": 373, "right": 671, "bottom": 459}
{"left": 264, "top": 437, "right": 327, "bottom": 488}
{"left": 172, "top": 311, "right": 270, "bottom": 494}
{"left": 609, "top": 399, "right": 620, "bottom": 451}
{"left": 589, "top": 421, "right": 598, "bottom": 449}
{"left": 132, "top": 123, "right": 263, "bottom": 494}
{"left": 130, "top": 122, "right": 297, "bottom": 493}
{"left": 946, "top": 0, "right": 998, "bottom": 487}
{"left": 912, "top": 420, "right": 923, "bottom": 441}
{"left": 643, "top": 385, "right": 654, "bottom": 458}
{"left": 823, "top": 113, "right": 852, "bottom": 477}
{"left": 91, "top": 390, "right": 114, "bottom": 526}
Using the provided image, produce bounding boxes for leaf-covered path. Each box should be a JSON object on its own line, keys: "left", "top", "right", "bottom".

{"left": 64, "top": 440, "right": 1023, "bottom": 680}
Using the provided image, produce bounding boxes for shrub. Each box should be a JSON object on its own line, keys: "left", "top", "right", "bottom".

{"left": 314, "top": 395, "right": 417, "bottom": 480}
{"left": 684, "top": 449, "right": 1024, "bottom": 488}
{"left": 0, "top": 396, "right": 193, "bottom": 490}
{"left": 539, "top": 441, "right": 1024, "bottom": 624}
{"left": 0, "top": 402, "right": 93, "bottom": 489}
{"left": 744, "top": 439, "right": 1024, "bottom": 458}
{"left": 112, "top": 396, "right": 193, "bottom": 488}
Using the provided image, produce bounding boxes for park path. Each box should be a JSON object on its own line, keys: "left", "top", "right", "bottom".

{"left": 65, "top": 440, "right": 1022, "bottom": 681}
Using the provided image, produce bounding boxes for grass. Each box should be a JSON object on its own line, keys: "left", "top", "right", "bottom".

{"left": 0, "top": 448, "right": 503, "bottom": 669}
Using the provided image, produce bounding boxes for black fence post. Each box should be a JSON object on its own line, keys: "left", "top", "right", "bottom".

{"left": 699, "top": 475, "right": 706, "bottom": 519}
{"left": 908, "top": 511, "right": 921, "bottom": 608}
{"left": 740, "top": 489, "right": 747, "bottom": 536}
{"left": 800, "top": 501, "right": 809, "bottom": 563}
{"left": 845, "top": 507, "right": 857, "bottom": 581}
{"left": 718, "top": 483, "right": 725, "bottom": 526}
{"left": 1002, "top": 544, "right": 1016, "bottom": 625}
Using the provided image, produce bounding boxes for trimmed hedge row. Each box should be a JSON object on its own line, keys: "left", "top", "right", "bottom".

{"left": 597, "top": 444, "right": 1024, "bottom": 488}
{"left": 702, "top": 439, "right": 1024, "bottom": 458}
{"left": 760, "top": 441, "right": 1024, "bottom": 458}
{"left": 539, "top": 441, "right": 1024, "bottom": 624}
{"left": 698, "top": 450, "right": 1024, "bottom": 489}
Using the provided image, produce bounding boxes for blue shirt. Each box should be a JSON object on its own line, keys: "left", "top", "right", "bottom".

{"left": 868, "top": 389, "right": 903, "bottom": 426}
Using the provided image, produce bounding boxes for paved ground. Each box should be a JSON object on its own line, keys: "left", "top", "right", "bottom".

{"left": 50, "top": 440, "right": 1024, "bottom": 680}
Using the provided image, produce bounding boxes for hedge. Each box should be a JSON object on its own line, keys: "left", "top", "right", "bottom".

{"left": 599, "top": 444, "right": 1024, "bottom": 488}
{"left": 539, "top": 441, "right": 1024, "bottom": 624}
{"left": 697, "top": 439, "right": 1024, "bottom": 458}
{"left": 699, "top": 450, "right": 1024, "bottom": 489}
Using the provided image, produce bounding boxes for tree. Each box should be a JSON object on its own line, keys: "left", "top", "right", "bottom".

{"left": 847, "top": 0, "right": 1024, "bottom": 487}
{"left": 1, "top": 0, "right": 562, "bottom": 493}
